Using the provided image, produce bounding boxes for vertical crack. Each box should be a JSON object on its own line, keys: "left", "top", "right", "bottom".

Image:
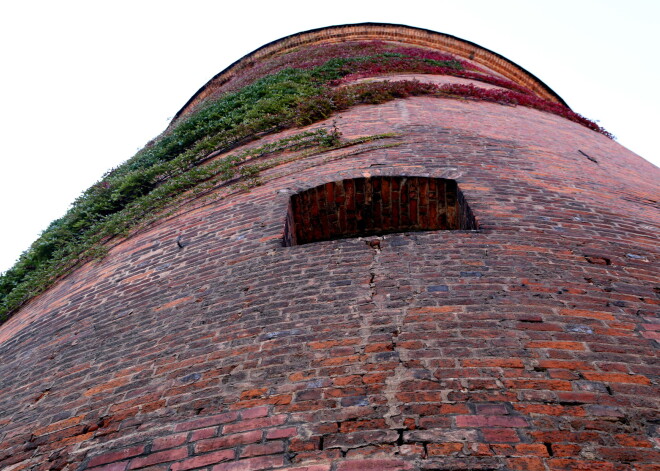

{"left": 544, "top": 442, "right": 554, "bottom": 456}
{"left": 366, "top": 238, "right": 382, "bottom": 305}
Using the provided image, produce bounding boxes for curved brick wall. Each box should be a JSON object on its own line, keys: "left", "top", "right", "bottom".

{"left": 1, "top": 26, "right": 659, "bottom": 471}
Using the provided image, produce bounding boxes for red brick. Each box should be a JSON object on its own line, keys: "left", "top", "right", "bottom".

{"left": 547, "top": 458, "right": 618, "bottom": 470}
{"left": 88, "top": 446, "right": 146, "bottom": 468}
{"left": 503, "top": 379, "right": 573, "bottom": 391}
{"left": 508, "top": 457, "right": 546, "bottom": 471}
{"left": 599, "top": 447, "right": 660, "bottom": 463}
{"left": 152, "top": 433, "right": 187, "bottom": 451}
{"left": 155, "top": 296, "right": 194, "bottom": 311}
{"left": 525, "top": 341, "right": 585, "bottom": 351}
{"left": 427, "top": 443, "right": 463, "bottom": 455}
{"left": 289, "top": 437, "right": 319, "bottom": 452}
{"left": 515, "top": 444, "right": 549, "bottom": 456}
{"left": 613, "top": 434, "right": 653, "bottom": 448}
{"left": 558, "top": 309, "right": 615, "bottom": 321}
{"left": 83, "top": 377, "right": 131, "bottom": 397}
{"left": 582, "top": 372, "right": 651, "bottom": 385}
{"left": 265, "top": 427, "right": 298, "bottom": 439}
{"left": 222, "top": 415, "right": 287, "bottom": 434}
{"left": 33, "top": 415, "right": 86, "bottom": 436}
{"left": 474, "top": 404, "right": 509, "bottom": 415}
{"left": 308, "top": 339, "right": 360, "bottom": 349}
{"left": 365, "top": 342, "right": 393, "bottom": 353}
{"left": 398, "top": 444, "right": 425, "bottom": 456}
{"left": 333, "top": 375, "right": 363, "bottom": 386}
{"left": 230, "top": 394, "right": 292, "bottom": 409}
{"left": 551, "top": 444, "right": 581, "bottom": 457}
{"left": 514, "top": 404, "right": 585, "bottom": 416}
{"left": 211, "top": 455, "right": 284, "bottom": 471}
{"left": 190, "top": 427, "right": 217, "bottom": 441}
{"left": 281, "top": 467, "right": 331, "bottom": 471}
{"left": 175, "top": 412, "right": 239, "bottom": 432}
{"left": 88, "top": 462, "right": 130, "bottom": 471}
{"left": 240, "top": 441, "right": 285, "bottom": 458}
{"left": 241, "top": 406, "right": 270, "bottom": 419}
{"left": 462, "top": 358, "right": 524, "bottom": 368}
{"left": 240, "top": 388, "right": 268, "bottom": 400}
{"left": 335, "top": 459, "right": 414, "bottom": 470}
{"left": 482, "top": 428, "right": 520, "bottom": 443}
{"left": 455, "top": 415, "right": 528, "bottom": 428}
{"left": 128, "top": 448, "right": 188, "bottom": 469}
{"left": 538, "top": 360, "right": 595, "bottom": 371}
{"left": 170, "top": 450, "right": 234, "bottom": 471}
{"left": 196, "top": 430, "right": 262, "bottom": 453}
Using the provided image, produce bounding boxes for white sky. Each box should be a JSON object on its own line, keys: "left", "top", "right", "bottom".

{"left": 0, "top": 0, "right": 658, "bottom": 275}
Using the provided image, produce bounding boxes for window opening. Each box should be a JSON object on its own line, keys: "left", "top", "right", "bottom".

{"left": 283, "top": 176, "right": 477, "bottom": 246}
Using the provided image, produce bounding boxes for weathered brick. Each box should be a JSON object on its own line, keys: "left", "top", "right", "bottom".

{"left": 175, "top": 412, "right": 239, "bottom": 432}
{"left": 222, "top": 415, "right": 287, "bottom": 434}
{"left": 547, "top": 458, "right": 619, "bottom": 470}
{"left": 1, "top": 24, "right": 657, "bottom": 471}
{"left": 240, "top": 441, "right": 285, "bottom": 458}
{"left": 265, "top": 427, "right": 298, "bottom": 440}
{"left": 240, "top": 388, "right": 268, "bottom": 400}
{"left": 88, "top": 446, "right": 146, "bottom": 468}
{"left": 335, "top": 459, "right": 414, "bottom": 470}
{"left": 33, "top": 415, "right": 86, "bottom": 436}
{"left": 507, "top": 456, "right": 546, "bottom": 471}
{"left": 462, "top": 358, "right": 524, "bottom": 368}
{"left": 128, "top": 448, "right": 188, "bottom": 469}
{"left": 558, "top": 309, "right": 615, "bottom": 320}
{"left": 281, "top": 466, "right": 331, "bottom": 471}
{"left": 241, "top": 406, "right": 270, "bottom": 419}
{"left": 582, "top": 372, "right": 651, "bottom": 385}
{"left": 211, "top": 455, "right": 284, "bottom": 471}
{"left": 170, "top": 450, "right": 234, "bottom": 471}
{"left": 190, "top": 427, "right": 217, "bottom": 441}
{"left": 83, "top": 377, "right": 131, "bottom": 397}
{"left": 196, "top": 430, "right": 262, "bottom": 453}
{"left": 515, "top": 444, "right": 549, "bottom": 456}
{"left": 456, "top": 415, "right": 529, "bottom": 428}
{"left": 550, "top": 444, "right": 581, "bottom": 457}
{"left": 482, "top": 428, "right": 520, "bottom": 443}
{"left": 514, "top": 404, "right": 586, "bottom": 416}
{"left": 598, "top": 447, "right": 660, "bottom": 463}
{"left": 427, "top": 443, "right": 463, "bottom": 455}
{"left": 152, "top": 433, "right": 187, "bottom": 451}
{"left": 503, "top": 379, "right": 573, "bottom": 391}
{"left": 613, "top": 434, "right": 653, "bottom": 448}
{"left": 525, "top": 341, "right": 585, "bottom": 351}
{"left": 88, "top": 462, "right": 130, "bottom": 471}
{"left": 474, "top": 404, "right": 509, "bottom": 415}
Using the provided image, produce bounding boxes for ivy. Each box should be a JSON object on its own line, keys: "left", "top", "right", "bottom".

{"left": 0, "top": 41, "right": 612, "bottom": 323}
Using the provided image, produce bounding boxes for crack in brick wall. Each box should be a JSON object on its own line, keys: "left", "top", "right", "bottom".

{"left": 0, "top": 84, "right": 658, "bottom": 470}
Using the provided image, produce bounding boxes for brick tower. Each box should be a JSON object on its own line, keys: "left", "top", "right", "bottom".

{"left": 1, "top": 24, "right": 658, "bottom": 471}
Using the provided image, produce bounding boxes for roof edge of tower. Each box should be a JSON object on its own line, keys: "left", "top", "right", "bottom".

{"left": 170, "top": 22, "right": 568, "bottom": 125}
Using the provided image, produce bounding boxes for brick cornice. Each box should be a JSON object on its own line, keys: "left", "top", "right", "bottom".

{"left": 171, "top": 23, "right": 567, "bottom": 124}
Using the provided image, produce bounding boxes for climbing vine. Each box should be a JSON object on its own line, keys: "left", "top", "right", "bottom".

{"left": 0, "top": 41, "right": 611, "bottom": 323}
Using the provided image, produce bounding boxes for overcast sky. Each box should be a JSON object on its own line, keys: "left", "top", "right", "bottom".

{"left": 0, "top": 0, "right": 658, "bottom": 275}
